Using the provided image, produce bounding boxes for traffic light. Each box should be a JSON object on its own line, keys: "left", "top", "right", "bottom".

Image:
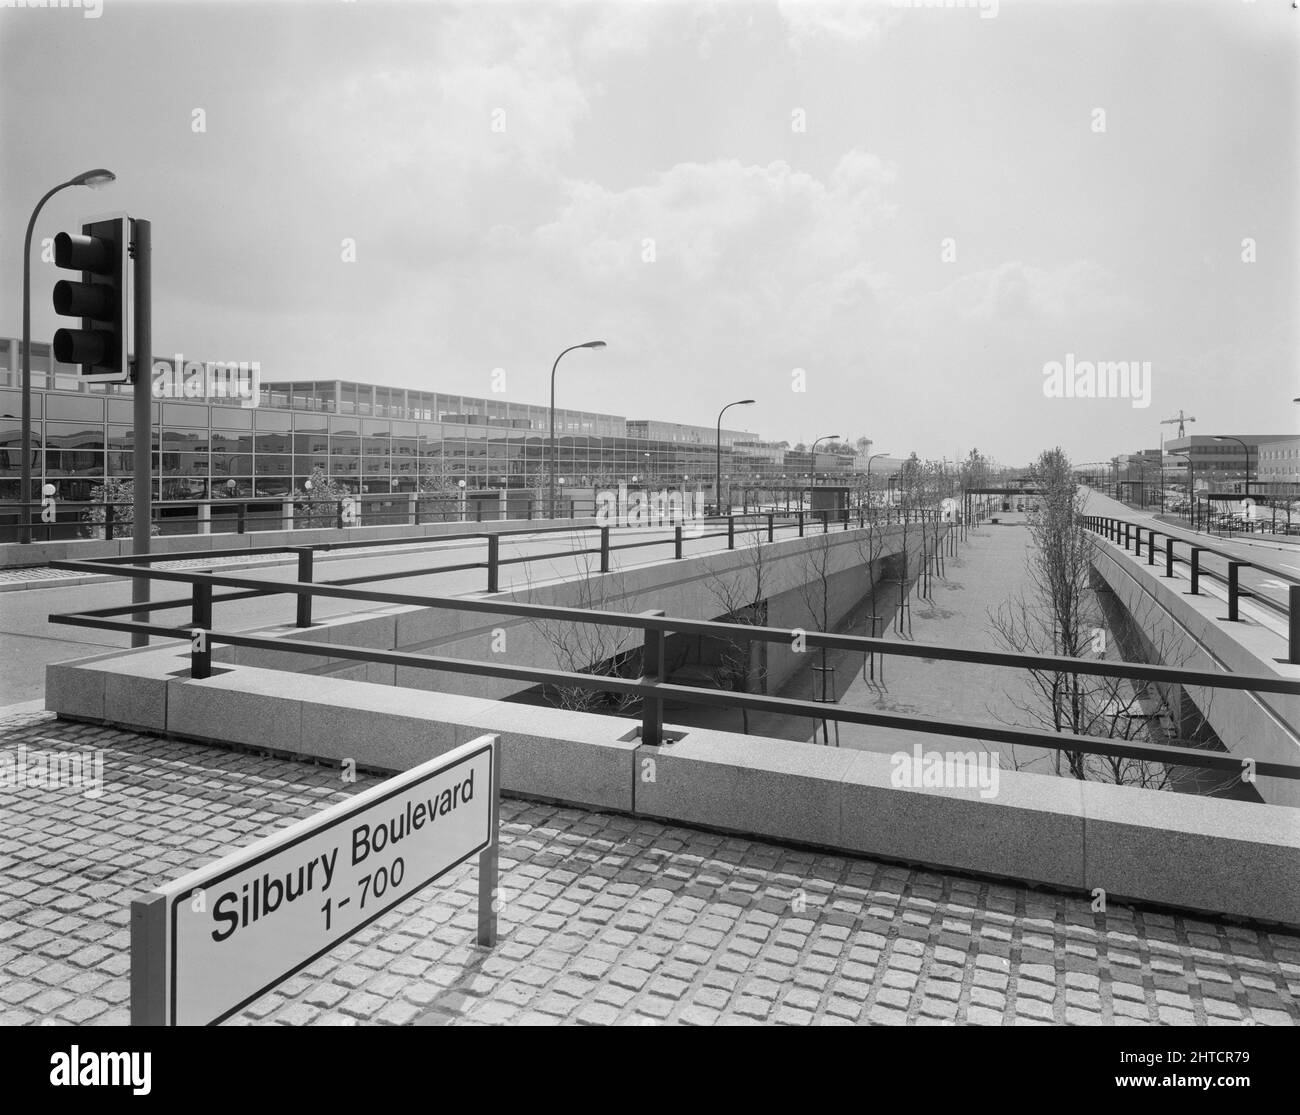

{"left": 51, "top": 215, "right": 130, "bottom": 383}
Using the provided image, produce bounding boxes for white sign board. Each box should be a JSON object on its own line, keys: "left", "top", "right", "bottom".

{"left": 132, "top": 735, "right": 498, "bottom": 1026}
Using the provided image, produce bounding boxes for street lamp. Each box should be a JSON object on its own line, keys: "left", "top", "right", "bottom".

{"left": 548, "top": 341, "right": 605, "bottom": 519}
{"left": 807, "top": 435, "right": 840, "bottom": 514}
{"left": 715, "top": 399, "right": 755, "bottom": 517}
{"left": 20, "top": 168, "right": 116, "bottom": 543}
{"left": 1213, "top": 436, "right": 1252, "bottom": 499}
{"left": 1170, "top": 449, "right": 1195, "bottom": 529}
{"left": 865, "top": 452, "right": 890, "bottom": 516}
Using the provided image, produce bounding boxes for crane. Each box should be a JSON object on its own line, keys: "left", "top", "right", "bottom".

{"left": 1161, "top": 410, "right": 1196, "bottom": 438}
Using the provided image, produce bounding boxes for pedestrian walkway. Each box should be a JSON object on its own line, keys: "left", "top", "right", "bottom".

{"left": 831, "top": 522, "right": 1052, "bottom": 768}
{"left": 1, "top": 707, "right": 1295, "bottom": 1026}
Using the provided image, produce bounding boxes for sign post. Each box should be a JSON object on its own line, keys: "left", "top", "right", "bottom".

{"left": 131, "top": 218, "right": 151, "bottom": 647}
{"left": 131, "top": 734, "right": 499, "bottom": 1026}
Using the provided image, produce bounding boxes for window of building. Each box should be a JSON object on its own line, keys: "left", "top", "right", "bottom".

{"left": 46, "top": 394, "right": 105, "bottom": 422}
{"left": 212, "top": 407, "right": 254, "bottom": 429}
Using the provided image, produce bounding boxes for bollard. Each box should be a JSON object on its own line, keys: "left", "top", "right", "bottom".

{"left": 639, "top": 610, "right": 666, "bottom": 747}
{"left": 487, "top": 533, "right": 500, "bottom": 593}
{"left": 190, "top": 580, "right": 212, "bottom": 680}
{"left": 295, "top": 548, "right": 314, "bottom": 627}
{"left": 1227, "top": 562, "right": 1248, "bottom": 621}
{"left": 1290, "top": 586, "right": 1300, "bottom": 665}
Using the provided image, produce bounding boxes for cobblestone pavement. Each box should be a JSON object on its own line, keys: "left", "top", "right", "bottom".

{"left": 1, "top": 709, "right": 1297, "bottom": 1026}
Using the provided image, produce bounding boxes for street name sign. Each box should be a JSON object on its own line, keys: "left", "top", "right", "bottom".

{"left": 131, "top": 734, "right": 499, "bottom": 1026}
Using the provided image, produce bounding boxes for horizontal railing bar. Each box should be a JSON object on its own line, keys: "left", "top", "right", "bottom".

{"left": 48, "top": 613, "right": 1300, "bottom": 780}
{"left": 325, "top": 560, "right": 487, "bottom": 586}
{"left": 48, "top": 558, "right": 1300, "bottom": 695}
{"left": 1089, "top": 516, "right": 1300, "bottom": 587}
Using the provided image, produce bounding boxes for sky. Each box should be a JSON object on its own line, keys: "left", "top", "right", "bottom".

{"left": 1, "top": 0, "right": 1296, "bottom": 467}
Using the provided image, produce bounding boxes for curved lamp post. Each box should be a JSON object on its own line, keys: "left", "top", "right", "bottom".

{"left": 547, "top": 341, "right": 605, "bottom": 519}
{"left": 1213, "top": 436, "right": 1252, "bottom": 500}
{"left": 1170, "top": 449, "right": 1195, "bottom": 529}
{"left": 715, "top": 399, "right": 755, "bottom": 516}
{"left": 21, "top": 168, "right": 116, "bottom": 543}
{"left": 865, "top": 451, "right": 890, "bottom": 515}
{"left": 807, "top": 435, "right": 841, "bottom": 514}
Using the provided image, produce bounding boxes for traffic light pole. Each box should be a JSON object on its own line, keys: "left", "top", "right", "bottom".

{"left": 131, "top": 219, "right": 152, "bottom": 647}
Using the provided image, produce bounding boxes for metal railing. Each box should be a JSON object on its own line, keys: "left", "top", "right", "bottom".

{"left": 1084, "top": 514, "right": 1300, "bottom": 664}
{"left": 45, "top": 508, "right": 903, "bottom": 599}
{"left": 47, "top": 527, "right": 1300, "bottom": 783}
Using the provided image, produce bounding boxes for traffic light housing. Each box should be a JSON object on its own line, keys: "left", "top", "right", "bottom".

{"left": 51, "top": 215, "right": 130, "bottom": 383}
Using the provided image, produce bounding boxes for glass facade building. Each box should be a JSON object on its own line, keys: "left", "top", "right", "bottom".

{"left": 0, "top": 339, "right": 857, "bottom": 508}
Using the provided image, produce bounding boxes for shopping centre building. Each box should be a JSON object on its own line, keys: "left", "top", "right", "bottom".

{"left": 0, "top": 339, "right": 873, "bottom": 522}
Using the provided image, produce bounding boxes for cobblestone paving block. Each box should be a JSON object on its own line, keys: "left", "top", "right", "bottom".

{"left": 0, "top": 711, "right": 1296, "bottom": 1027}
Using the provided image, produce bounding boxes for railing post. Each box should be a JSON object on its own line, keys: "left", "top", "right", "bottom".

{"left": 237, "top": 502, "right": 246, "bottom": 535}
{"left": 798, "top": 511, "right": 804, "bottom": 537}
{"left": 1189, "top": 547, "right": 1203, "bottom": 595}
{"left": 1123, "top": 522, "right": 1131, "bottom": 550}
{"left": 727, "top": 516, "right": 735, "bottom": 550}
{"left": 767, "top": 512, "right": 774, "bottom": 543}
{"left": 1227, "top": 561, "right": 1247, "bottom": 621}
{"left": 337, "top": 500, "right": 345, "bottom": 531}
{"left": 639, "top": 610, "right": 665, "bottom": 747}
{"left": 487, "top": 533, "right": 500, "bottom": 593}
{"left": 295, "top": 548, "right": 314, "bottom": 627}
{"left": 105, "top": 501, "right": 115, "bottom": 542}
{"left": 1147, "top": 531, "right": 1158, "bottom": 565}
{"left": 674, "top": 524, "right": 683, "bottom": 559}
{"left": 1289, "top": 586, "right": 1300, "bottom": 665}
{"left": 1164, "top": 536, "right": 1175, "bottom": 578}
{"left": 191, "top": 579, "right": 212, "bottom": 680}
{"left": 600, "top": 526, "right": 610, "bottom": 572}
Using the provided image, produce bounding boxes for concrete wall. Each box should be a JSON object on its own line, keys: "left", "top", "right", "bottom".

{"left": 220, "top": 522, "right": 940, "bottom": 703}
{"left": 44, "top": 650, "right": 1300, "bottom": 927}
{"left": 1089, "top": 542, "right": 1300, "bottom": 807}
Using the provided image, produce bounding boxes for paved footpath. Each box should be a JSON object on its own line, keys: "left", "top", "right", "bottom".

{"left": 1, "top": 705, "right": 1296, "bottom": 1026}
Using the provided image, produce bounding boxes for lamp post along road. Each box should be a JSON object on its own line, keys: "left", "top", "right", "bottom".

{"left": 548, "top": 341, "right": 605, "bottom": 519}
{"left": 715, "top": 399, "right": 755, "bottom": 517}
{"left": 808, "top": 435, "right": 841, "bottom": 516}
{"left": 1214, "top": 436, "right": 1252, "bottom": 500}
{"left": 1171, "top": 449, "right": 1194, "bottom": 529}
{"left": 866, "top": 452, "right": 889, "bottom": 516}
{"left": 20, "top": 169, "right": 116, "bottom": 544}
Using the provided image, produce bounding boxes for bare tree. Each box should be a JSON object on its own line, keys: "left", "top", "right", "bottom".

{"left": 524, "top": 539, "right": 641, "bottom": 715}
{"left": 702, "top": 532, "right": 772, "bottom": 734}
{"left": 987, "top": 447, "right": 1221, "bottom": 789}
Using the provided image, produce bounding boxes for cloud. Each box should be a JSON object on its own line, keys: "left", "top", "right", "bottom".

{"left": 776, "top": 0, "right": 891, "bottom": 47}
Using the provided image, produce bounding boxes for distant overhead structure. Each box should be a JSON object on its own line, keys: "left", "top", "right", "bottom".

{"left": 1161, "top": 410, "right": 1196, "bottom": 438}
